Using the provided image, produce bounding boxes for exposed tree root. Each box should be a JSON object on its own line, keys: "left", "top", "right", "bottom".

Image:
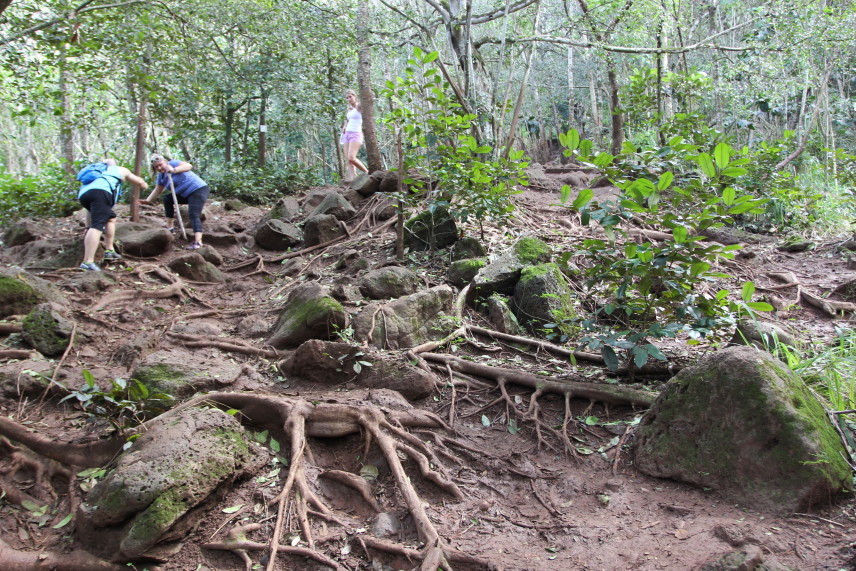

{"left": 0, "top": 538, "right": 125, "bottom": 571}
{"left": 0, "top": 416, "right": 124, "bottom": 468}
{"left": 159, "top": 391, "right": 468, "bottom": 570}
{"left": 0, "top": 350, "right": 38, "bottom": 360}
{"left": 166, "top": 332, "right": 282, "bottom": 358}
{"left": 88, "top": 265, "right": 210, "bottom": 312}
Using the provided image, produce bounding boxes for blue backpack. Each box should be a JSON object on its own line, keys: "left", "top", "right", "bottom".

{"left": 77, "top": 163, "right": 109, "bottom": 185}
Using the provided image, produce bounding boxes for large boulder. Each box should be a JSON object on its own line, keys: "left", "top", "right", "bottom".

{"left": 115, "top": 224, "right": 174, "bottom": 257}
{"left": 450, "top": 237, "right": 486, "bottom": 261}
{"left": 358, "top": 266, "right": 422, "bottom": 300}
{"left": 279, "top": 339, "right": 436, "bottom": 400}
{"left": 167, "top": 253, "right": 225, "bottom": 283}
{"left": 131, "top": 348, "right": 243, "bottom": 397}
{"left": 512, "top": 263, "right": 577, "bottom": 335}
{"left": 308, "top": 192, "right": 357, "bottom": 221}
{"left": 254, "top": 219, "right": 303, "bottom": 251}
{"left": 353, "top": 285, "right": 456, "bottom": 349}
{"left": 303, "top": 213, "right": 345, "bottom": 247}
{"left": 633, "top": 346, "right": 852, "bottom": 513}
{"left": 3, "top": 220, "right": 40, "bottom": 246}
{"left": 267, "top": 282, "right": 348, "bottom": 349}
{"left": 404, "top": 207, "right": 458, "bottom": 252}
{"left": 469, "top": 236, "right": 552, "bottom": 302}
{"left": 267, "top": 196, "right": 302, "bottom": 222}
{"left": 21, "top": 302, "right": 75, "bottom": 357}
{"left": 0, "top": 268, "right": 66, "bottom": 319}
{"left": 76, "top": 406, "right": 265, "bottom": 561}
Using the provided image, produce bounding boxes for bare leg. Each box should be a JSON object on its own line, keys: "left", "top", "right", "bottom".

{"left": 103, "top": 219, "right": 117, "bottom": 251}
{"left": 82, "top": 228, "right": 103, "bottom": 264}
{"left": 345, "top": 141, "right": 368, "bottom": 178}
{"left": 194, "top": 231, "right": 203, "bottom": 245}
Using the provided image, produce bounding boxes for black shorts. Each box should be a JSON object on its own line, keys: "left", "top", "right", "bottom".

{"left": 79, "top": 189, "right": 116, "bottom": 232}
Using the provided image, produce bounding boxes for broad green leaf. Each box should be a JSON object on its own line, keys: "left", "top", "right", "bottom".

{"left": 697, "top": 153, "right": 715, "bottom": 177}
{"left": 560, "top": 184, "right": 571, "bottom": 204}
{"left": 579, "top": 139, "right": 593, "bottom": 157}
{"left": 633, "top": 346, "right": 648, "bottom": 369}
{"left": 507, "top": 419, "right": 519, "bottom": 434}
{"left": 722, "top": 186, "right": 736, "bottom": 205}
{"left": 21, "top": 500, "right": 41, "bottom": 512}
{"left": 593, "top": 152, "right": 614, "bottom": 168}
{"left": 359, "top": 465, "right": 379, "bottom": 481}
{"left": 672, "top": 225, "right": 688, "bottom": 243}
{"left": 657, "top": 171, "right": 674, "bottom": 191}
{"left": 741, "top": 281, "right": 756, "bottom": 302}
{"left": 601, "top": 346, "right": 619, "bottom": 371}
{"left": 646, "top": 344, "right": 667, "bottom": 361}
{"left": 270, "top": 438, "right": 281, "bottom": 453}
{"left": 745, "top": 302, "right": 773, "bottom": 311}
{"left": 567, "top": 129, "right": 580, "bottom": 151}
{"left": 481, "top": 414, "right": 491, "bottom": 427}
{"left": 721, "top": 167, "right": 748, "bottom": 177}
{"left": 423, "top": 51, "right": 439, "bottom": 63}
{"left": 584, "top": 416, "right": 599, "bottom": 425}
{"left": 222, "top": 505, "right": 243, "bottom": 514}
{"left": 572, "top": 188, "right": 594, "bottom": 210}
{"left": 714, "top": 143, "right": 731, "bottom": 169}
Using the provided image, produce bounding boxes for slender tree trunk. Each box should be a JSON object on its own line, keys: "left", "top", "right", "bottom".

{"left": 326, "top": 49, "right": 345, "bottom": 179}
{"left": 258, "top": 88, "right": 267, "bottom": 168}
{"left": 225, "top": 103, "right": 235, "bottom": 164}
{"left": 357, "top": 2, "right": 382, "bottom": 172}
{"left": 58, "top": 44, "right": 75, "bottom": 179}
{"left": 131, "top": 87, "right": 147, "bottom": 221}
{"left": 606, "top": 59, "right": 623, "bottom": 155}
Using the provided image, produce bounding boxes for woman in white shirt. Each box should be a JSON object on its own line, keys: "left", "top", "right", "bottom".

{"left": 341, "top": 89, "right": 369, "bottom": 182}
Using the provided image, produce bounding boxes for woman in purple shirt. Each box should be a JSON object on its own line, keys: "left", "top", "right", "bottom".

{"left": 139, "top": 154, "right": 210, "bottom": 250}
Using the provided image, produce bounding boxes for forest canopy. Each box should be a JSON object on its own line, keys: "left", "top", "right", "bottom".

{"left": 0, "top": 0, "right": 854, "bottom": 223}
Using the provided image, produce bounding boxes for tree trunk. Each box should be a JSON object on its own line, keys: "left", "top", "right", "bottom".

{"left": 225, "top": 103, "right": 235, "bottom": 164}
{"left": 357, "top": 3, "right": 382, "bottom": 173}
{"left": 258, "top": 88, "right": 267, "bottom": 168}
{"left": 58, "top": 43, "right": 75, "bottom": 179}
{"left": 131, "top": 88, "right": 147, "bottom": 222}
{"left": 606, "top": 59, "right": 623, "bottom": 156}
{"left": 325, "top": 49, "right": 345, "bottom": 179}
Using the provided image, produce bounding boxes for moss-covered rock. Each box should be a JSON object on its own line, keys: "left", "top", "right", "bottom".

{"left": 447, "top": 258, "right": 486, "bottom": 288}
{"left": 0, "top": 268, "right": 66, "bottom": 319}
{"left": 482, "top": 294, "right": 521, "bottom": 335}
{"left": 358, "top": 266, "right": 422, "bottom": 300}
{"left": 512, "top": 236, "right": 551, "bottom": 265}
{"left": 634, "top": 346, "right": 852, "bottom": 513}
{"left": 468, "top": 236, "right": 553, "bottom": 303}
{"left": 131, "top": 350, "right": 243, "bottom": 398}
{"left": 451, "top": 237, "right": 486, "bottom": 261}
{"left": 353, "top": 285, "right": 456, "bottom": 349}
{"left": 21, "top": 303, "right": 74, "bottom": 357}
{"left": 267, "top": 282, "right": 348, "bottom": 348}
{"left": 76, "top": 406, "right": 266, "bottom": 560}
{"left": 512, "top": 263, "right": 578, "bottom": 336}
{"left": 404, "top": 206, "right": 458, "bottom": 252}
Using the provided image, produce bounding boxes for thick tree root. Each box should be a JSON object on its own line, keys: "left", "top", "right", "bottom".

{"left": 0, "top": 538, "right": 124, "bottom": 570}
{"left": 88, "top": 264, "right": 210, "bottom": 312}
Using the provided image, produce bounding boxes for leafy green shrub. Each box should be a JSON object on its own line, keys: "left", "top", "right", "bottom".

{"left": 557, "top": 131, "right": 770, "bottom": 372}
{"left": 206, "top": 164, "right": 320, "bottom": 206}
{"left": 382, "top": 47, "right": 526, "bottom": 232}
{"left": 0, "top": 163, "right": 79, "bottom": 225}
{"left": 59, "top": 369, "right": 174, "bottom": 431}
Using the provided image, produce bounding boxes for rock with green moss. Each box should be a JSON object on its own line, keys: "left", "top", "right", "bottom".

{"left": 482, "top": 294, "right": 521, "bottom": 335}
{"left": 267, "top": 196, "right": 301, "bottom": 221}
{"left": 268, "top": 282, "right": 348, "bottom": 348}
{"left": 358, "top": 266, "right": 422, "bottom": 300}
{"left": 451, "top": 237, "right": 486, "bottom": 261}
{"left": 21, "top": 303, "right": 74, "bottom": 357}
{"left": 633, "top": 346, "right": 852, "bottom": 513}
{"left": 447, "top": 258, "right": 486, "bottom": 288}
{"left": 468, "top": 236, "right": 553, "bottom": 302}
{"left": 76, "top": 406, "right": 266, "bottom": 561}
{"left": 131, "top": 349, "right": 243, "bottom": 398}
{"left": 0, "top": 268, "right": 66, "bottom": 319}
{"left": 512, "top": 263, "right": 578, "bottom": 336}
{"left": 404, "top": 206, "right": 458, "bottom": 252}
{"left": 353, "top": 285, "right": 456, "bottom": 349}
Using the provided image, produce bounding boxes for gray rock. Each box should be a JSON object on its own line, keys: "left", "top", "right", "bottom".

{"left": 254, "top": 219, "right": 303, "bottom": 251}
{"left": 352, "top": 171, "right": 382, "bottom": 197}
{"left": 483, "top": 294, "right": 521, "bottom": 335}
{"left": 446, "top": 258, "right": 485, "bottom": 288}
{"left": 167, "top": 253, "right": 225, "bottom": 283}
{"left": 267, "top": 282, "right": 348, "bottom": 349}
{"left": 308, "top": 192, "right": 357, "bottom": 221}
{"left": 116, "top": 224, "right": 173, "bottom": 257}
{"left": 3, "top": 220, "right": 40, "bottom": 246}
{"left": 76, "top": 407, "right": 266, "bottom": 560}
{"left": 21, "top": 302, "right": 74, "bottom": 357}
{"left": 353, "top": 285, "right": 455, "bottom": 349}
{"left": 469, "top": 236, "right": 552, "bottom": 302}
{"left": 131, "top": 348, "right": 243, "bottom": 397}
{"left": 404, "top": 207, "right": 458, "bottom": 252}
{"left": 303, "top": 214, "right": 345, "bottom": 247}
{"left": 268, "top": 196, "right": 302, "bottom": 222}
{"left": 451, "top": 237, "right": 486, "bottom": 261}
{"left": 512, "top": 263, "right": 577, "bottom": 334}
{"left": 633, "top": 346, "right": 852, "bottom": 513}
{"left": 358, "top": 266, "right": 422, "bottom": 300}
{"left": 302, "top": 188, "right": 336, "bottom": 210}
{"left": 730, "top": 318, "right": 798, "bottom": 352}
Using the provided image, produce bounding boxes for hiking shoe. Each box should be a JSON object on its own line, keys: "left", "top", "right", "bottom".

{"left": 102, "top": 249, "right": 122, "bottom": 260}
{"left": 162, "top": 225, "right": 175, "bottom": 234}
{"left": 79, "top": 262, "right": 101, "bottom": 272}
{"left": 185, "top": 241, "right": 202, "bottom": 250}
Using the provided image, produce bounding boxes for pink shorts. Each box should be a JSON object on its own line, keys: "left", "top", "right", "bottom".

{"left": 342, "top": 131, "right": 363, "bottom": 144}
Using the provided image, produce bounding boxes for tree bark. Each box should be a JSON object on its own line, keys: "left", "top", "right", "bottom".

{"left": 131, "top": 88, "right": 146, "bottom": 222}
{"left": 58, "top": 43, "right": 75, "bottom": 178}
{"left": 357, "top": 2, "right": 382, "bottom": 172}
{"left": 258, "top": 88, "right": 267, "bottom": 168}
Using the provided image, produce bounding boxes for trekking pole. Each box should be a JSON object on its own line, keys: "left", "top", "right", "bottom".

{"left": 166, "top": 173, "right": 188, "bottom": 240}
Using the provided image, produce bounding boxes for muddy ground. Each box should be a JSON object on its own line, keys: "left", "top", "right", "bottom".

{"left": 1, "top": 173, "right": 855, "bottom": 571}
